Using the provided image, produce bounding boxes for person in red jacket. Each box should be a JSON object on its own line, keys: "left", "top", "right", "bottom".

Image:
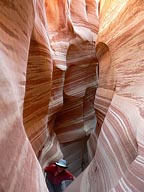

{"left": 44, "top": 159, "right": 75, "bottom": 192}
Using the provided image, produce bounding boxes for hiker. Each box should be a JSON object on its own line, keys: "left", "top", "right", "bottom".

{"left": 44, "top": 159, "right": 75, "bottom": 192}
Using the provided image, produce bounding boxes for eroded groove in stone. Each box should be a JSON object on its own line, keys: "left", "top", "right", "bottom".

{"left": 1, "top": 0, "right": 144, "bottom": 192}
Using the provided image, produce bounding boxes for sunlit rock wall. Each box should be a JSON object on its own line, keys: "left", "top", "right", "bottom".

{"left": 0, "top": 0, "right": 99, "bottom": 191}
{"left": 2, "top": 0, "right": 144, "bottom": 191}
{"left": 0, "top": 0, "right": 48, "bottom": 191}
{"left": 41, "top": 0, "right": 99, "bottom": 177}
{"left": 65, "top": 0, "right": 144, "bottom": 191}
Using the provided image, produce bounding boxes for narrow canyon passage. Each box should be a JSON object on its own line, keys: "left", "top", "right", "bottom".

{"left": 0, "top": 1, "right": 144, "bottom": 192}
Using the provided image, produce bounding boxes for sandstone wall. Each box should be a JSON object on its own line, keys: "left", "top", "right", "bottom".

{"left": 1, "top": 0, "right": 144, "bottom": 192}
{"left": 0, "top": 0, "right": 98, "bottom": 191}
{"left": 41, "top": 0, "right": 99, "bottom": 177}
{"left": 65, "top": 0, "right": 144, "bottom": 191}
{"left": 0, "top": 0, "right": 48, "bottom": 191}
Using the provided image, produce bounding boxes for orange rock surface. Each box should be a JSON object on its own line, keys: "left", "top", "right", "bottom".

{"left": 0, "top": 0, "right": 144, "bottom": 192}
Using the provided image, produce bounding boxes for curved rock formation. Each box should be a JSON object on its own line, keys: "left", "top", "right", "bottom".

{"left": 0, "top": 0, "right": 48, "bottom": 191}
{"left": 65, "top": 0, "right": 144, "bottom": 191}
{"left": 41, "top": 0, "right": 99, "bottom": 177}
{"left": 1, "top": 0, "right": 144, "bottom": 192}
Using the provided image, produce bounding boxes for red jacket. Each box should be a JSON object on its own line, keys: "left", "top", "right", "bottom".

{"left": 44, "top": 163, "right": 74, "bottom": 185}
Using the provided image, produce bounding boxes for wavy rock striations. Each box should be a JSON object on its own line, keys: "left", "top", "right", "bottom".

{"left": 1, "top": 0, "right": 144, "bottom": 192}
{"left": 66, "top": 0, "right": 144, "bottom": 191}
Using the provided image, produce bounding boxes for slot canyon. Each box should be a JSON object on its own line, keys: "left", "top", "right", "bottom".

{"left": 0, "top": 0, "right": 144, "bottom": 191}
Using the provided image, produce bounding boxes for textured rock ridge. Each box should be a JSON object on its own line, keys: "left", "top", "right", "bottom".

{"left": 1, "top": 0, "right": 144, "bottom": 192}
{"left": 65, "top": 0, "right": 144, "bottom": 191}
{"left": 41, "top": 0, "right": 99, "bottom": 177}
{"left": 0, "top": 0, "right": 98, "bottom": 191}
{"left": 0, "top": 0, "right": 48, "bottom": 191}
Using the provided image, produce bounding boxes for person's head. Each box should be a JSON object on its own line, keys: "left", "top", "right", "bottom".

{"left": 55, "top": 159, "right": 68, "bottom": 173}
